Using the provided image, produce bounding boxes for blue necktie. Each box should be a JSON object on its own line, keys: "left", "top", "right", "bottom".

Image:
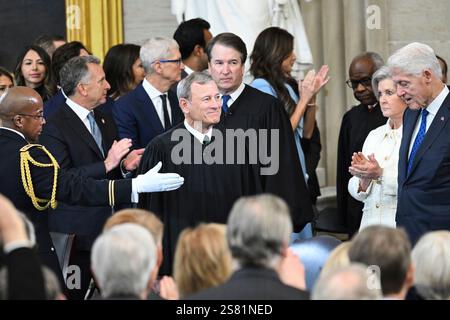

{"left": 87, "top": 112, "right": 104, "bottom": 157}
{"left": 222, "top": 95, "right": 231, "bottom": 114}
{"left": 407, "top": 109, "right": 429, "bottom": 175}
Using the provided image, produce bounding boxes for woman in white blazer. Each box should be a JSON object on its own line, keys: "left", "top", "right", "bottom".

{"left": 347, "top": 66, "right": 407, "bottom": 230}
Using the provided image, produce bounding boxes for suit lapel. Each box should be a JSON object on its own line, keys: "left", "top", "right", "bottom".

{"left": 407, "top": 95, "right": 450, "bottom": 177}
{"left": 136, "top": 84, "right": 164, "bottom": 133}
{"left": 168, "top": 90, "right": 181, "bottom": 127}
{"left": 62, "top": 105, "right": 104, "bottom": 159}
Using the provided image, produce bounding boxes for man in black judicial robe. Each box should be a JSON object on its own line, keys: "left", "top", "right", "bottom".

{"left": 336, "top": 52, "right": 387, "bottom": 237}
{"left": 138, "top": 72, "right": 262, "bottom": 275}
{"left": 205, "top": 33, "right": 314, "bottom": 232}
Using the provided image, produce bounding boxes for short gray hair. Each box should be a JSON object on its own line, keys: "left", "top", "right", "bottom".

{"left": 312, "top": 263, "right": 382, "bottom": 300}
{"left": 60, "top": 55, "right": 101, "bottom": 97}
{"left": 371, "top": 66, "right": 392, "bottom": 100}
{"left": 140, "top": 37, "right": 179, "bottom": 75}
{"left": 91, "top": 223, "right": 157, "bottom": 298}
{"left": 227, "top": 194, "right": 292, "bottom": 269}
{"left": 387, "top": 42, "right": 442, "bottom": 78}
{"left": 412, "top": 231, "right": 450, "bottom": 300}
{"left": 177, "top": 71, "right": 214, "bottom": 101}
{"left": 352, "top": 52, "right": 384, "bottom": 70}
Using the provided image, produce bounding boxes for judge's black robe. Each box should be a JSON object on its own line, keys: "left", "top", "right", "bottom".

{"left": 336, "top": 103, "right": 386, "bottom": 236}
{"left": 219, "top": 85, "right": 314, "bottom": 231}
{"left": 138, "top": 123, "right": 262, "bottom": 275}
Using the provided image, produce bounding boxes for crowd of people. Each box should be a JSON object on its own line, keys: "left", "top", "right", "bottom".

{"left": 0, "top": 17, "right": 450, "bottom": 300}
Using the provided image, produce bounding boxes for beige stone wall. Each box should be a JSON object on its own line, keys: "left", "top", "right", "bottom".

{"left": 123, "top": 0, "right": 178, "bottom": 44}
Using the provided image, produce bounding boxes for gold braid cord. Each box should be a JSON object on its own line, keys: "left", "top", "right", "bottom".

{"left": 20, "top": 144, "right": 60, "bottom": 211}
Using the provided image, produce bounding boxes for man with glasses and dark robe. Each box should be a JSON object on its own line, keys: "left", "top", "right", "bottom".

{"left": 336, "top": 52, "right": 387, "bottom": 238}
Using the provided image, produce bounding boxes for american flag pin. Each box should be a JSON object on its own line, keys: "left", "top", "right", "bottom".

{"left": 441, "top": 116, "right": 445, "bottom": 121}
{"left": 101, "top": 118, "right": 105, "bottom": 124}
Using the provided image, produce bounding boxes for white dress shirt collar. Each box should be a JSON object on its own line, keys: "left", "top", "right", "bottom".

{"left": 183, "top": 65, "right": 194, "bottom": 75}
{"left": 225, "top": 82, "right": 246, "bottom": 107}
{"left": 425, "top": 85, "right": 449, "bottom": 116}
{"left": 66, "top": 97, "right": 93, "bottom": 133}
{"left": 184, "top": 120, "right": 213, "bottom": 144}
{"left": 142, "top": 78, "right": 165, "bottom": 99}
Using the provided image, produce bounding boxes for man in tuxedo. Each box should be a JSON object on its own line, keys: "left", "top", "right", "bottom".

{"left": 336, "top": 52, "right": 386, "bottom": 237}
{"left": 114, "top": 37, "right": 184, "bottom": 150}
{"left": 39, "top": 55, "right": 183, "bottom": 299}
{"left": 188, "top": 194, "right": 309, "bottom": 300}
{"left": 388, "top": 42, "right": 450, "bottom": 245}
{"left": 170, "top": 18, "right": 212, "bottom": 94}
{"left": 205, "top": 32, "right": 314, "bottom": 232}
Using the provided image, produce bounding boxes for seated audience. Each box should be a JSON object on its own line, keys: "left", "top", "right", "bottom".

{"left": 91, "top": 223, "right": 158, "bottom": 300}
{"left": 188, "top": 194, "right": 309, "bottom": 300}
{"left": 173, "top": 223, "right": 232, "bottom": 297}
{"left": 320, "top": 241, "right": 352, "bottom": 275}
{"left": 411, "top": 231, "right": 450, "bottom": 300}
{"left": 312, "top": 263, "right": 382, "bottom": 300}
{"left": 348, "top": 225, "right": 413, "bottom": 299}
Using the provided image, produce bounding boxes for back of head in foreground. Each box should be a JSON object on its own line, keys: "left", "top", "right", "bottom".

{"left": 312, "top": 263, "right": 382, "bottom": 300}
{"left": 91, "top": 223, "right": 157, "bottom": 299}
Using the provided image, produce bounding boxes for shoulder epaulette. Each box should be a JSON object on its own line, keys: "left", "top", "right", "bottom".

{"left": 20, "top": 144, "right": 59, "bottom": 211}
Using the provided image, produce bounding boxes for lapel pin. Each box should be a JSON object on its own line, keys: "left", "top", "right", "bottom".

{"left": 441, "top": 116, "right": 445, "bottom": 121}
{"left": 101, "top": 118, "right": 105, "bottom": 124}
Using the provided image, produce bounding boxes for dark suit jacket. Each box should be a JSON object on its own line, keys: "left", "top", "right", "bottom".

{"left": 397, "top": 92, "right": 450, "bottom": 245}
{"left": 187, "top": 268, "right": 310, "bottom": 300}
{"left": 113, "top": 83, "right": 183, "bottom": 149}
{"left": 5, "top": 247, "right": 46, "bottom": 300}
{"left": 40, "top": 104, "right": 127, "bottom": 250}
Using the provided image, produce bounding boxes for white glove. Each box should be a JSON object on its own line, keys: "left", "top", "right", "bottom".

{"left": 132, "top": 161, "right": 184, "bottom": 193}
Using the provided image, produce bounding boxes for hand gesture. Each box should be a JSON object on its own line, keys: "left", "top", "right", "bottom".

{"left": 123, "top": 148, "right": 144, "bottom": 171}
{"left": 104, "top": 138, "right": 132, "bottom": 172}
{"left": 349, "top": 152, "right": 382, "bottom": 180}
{"left": 134, "top": 161, "right": 184, "bottom": 193}
{"left": 278, "top": 248, "right": 306, "bottom": 291}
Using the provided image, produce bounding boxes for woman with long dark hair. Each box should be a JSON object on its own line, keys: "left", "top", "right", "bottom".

{"left": 14, "top": 45, "right": 56, "bottom": 101}
{"left": 250, "top": 27, "right": 329, "bottom": 239}
{"left": 103, "top": 44, "right": 145, "bottom": 100}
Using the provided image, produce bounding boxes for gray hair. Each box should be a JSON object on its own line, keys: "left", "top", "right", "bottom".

{"left": 387, "top": 42, "right": 442, "bottom": 78}
{"left": 91, "top": 223, "right": 157, "bottom": 298}
{"left": 177, "top": 71, "right": 214, "bottom": 101}
{"left": 227, "top": 194, "right": 292, "bottom": 270}
{"left": 412, "top": 231, "right": 450, "bottom": 300}
{"left": 352, "top": 52, "right": 384, "bottom": 70}
{"left": 140, "top": 37, "right": 179, "bottom": 75}
{"left": 60, "top": 55, "right": 101, "bottom": 97}
{"left": 371, "top": 66, "right": 392, "bottom": 100}
{"left": 312, "top": 263, "right": 382, "bottom": 300}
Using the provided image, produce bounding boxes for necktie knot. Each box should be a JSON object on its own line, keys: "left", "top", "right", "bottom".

{"left": 203, "top": 135, "right": 210, "bottom": 145}
{"left": 222, "top": 95, "right": 231, "bottom": 113}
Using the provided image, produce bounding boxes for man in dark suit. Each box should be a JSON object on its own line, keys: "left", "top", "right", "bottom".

{"left": 39, "top": 55, "right": 183, "bottom": 299}
{"left": 205, "top": 33, "right": 314, "bottom": 232}
{"left": 170, "top": 18, "right": 212, "bottom": 94}
{"left": 336, "top": 52, "right": 386, "bottom": 237}
{"left": 113, "top": 37, "right": 184, "bottom": 150}
{"left": 188, "top": 194, "right": 309, "bottom": 300}
{"left": 388, "top": 42, "right": 450, "bottom": 245}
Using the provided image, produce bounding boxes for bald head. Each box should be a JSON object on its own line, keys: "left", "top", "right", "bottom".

{"left": 0, "top": 86, "right": 43, "bottom": 121}
{"left": 0, "top": 86, "right": 44, "bottom": 142}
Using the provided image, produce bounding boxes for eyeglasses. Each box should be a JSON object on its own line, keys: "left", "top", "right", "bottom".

{"left": 346, "top": 77, "right": 372, "bottom": 89}
{"left": 16, "top": 113, "right": 45, "bottom": 121}
{"left": 153, "top": 58, "right": 182, "bottom": 67}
